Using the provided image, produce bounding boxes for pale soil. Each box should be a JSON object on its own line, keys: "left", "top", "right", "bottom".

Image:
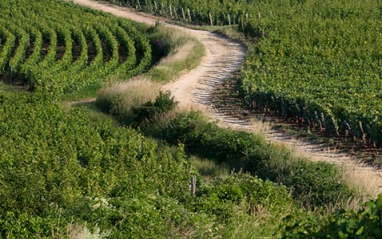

{"left": 72, "top": 0, "right": 382, "bottom": 197}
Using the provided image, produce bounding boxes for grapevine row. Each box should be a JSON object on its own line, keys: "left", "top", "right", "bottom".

{"left": 0, "top": 0, "right": 152, "bottom": 97}
{"left": 240, "top": 0, "right": 382, "bottom": 145}
{"left": 107, "top": 0, "right": 382, "bottom": 146}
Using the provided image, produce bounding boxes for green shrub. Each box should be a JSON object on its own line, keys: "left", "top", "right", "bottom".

{"left": 159, "top": 111, "right": 354, "bottom": 209}
{"left": 284, "top": 160, "right": 352, "bottom": 208}
{"left": 0, "top": 93, "right": 190, "bottom": 237}
{"left": 130, "top": 91, "right": 178, "bottom": 126}
{"left": 193, "top": 173, "right": 293, "bottom": 221}
{"left": 278, "top": 194, "right": 382, "bottom": 239}
{"left": 97, "top": 87, "right": 177, "bottom": 127}
{"left": 0, "top": 212, "right": 67, "bottom": 239}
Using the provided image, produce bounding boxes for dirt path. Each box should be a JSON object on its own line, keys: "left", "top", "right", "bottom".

{"left": 72, "top": 0, "right": 382, "bottom": 197}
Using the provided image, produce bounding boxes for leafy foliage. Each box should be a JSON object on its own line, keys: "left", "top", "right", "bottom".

{"left": 0, "top": 92, "right": 300, "bottom": 237}
{"left": 157, "top": 111, "right": 354, "bottom": 209}
{"left": 130, "top": 91, "right": 178, "bottom": 126}
{"left": 1, "top": 0, "right": 380, "bottom": 237}
{"left": 240, "top": 0, "right": 382, "bottom": 145}
{"left": 278, "top": 195, "right": 382, "bottom": 238}
{"left": 109, "top": 0, "right": 382, "bottom": 146}
{"left": 0, "top": 0, "right": 151, "bottom": 98}
{"left": 194, "top": 173, "right": 293, "bottom": 220}
{"left": 101, "top": 0, "right": 252, "bottom": 26}
{"left": 0, "top": 92, "right": 191, "bottom": 237}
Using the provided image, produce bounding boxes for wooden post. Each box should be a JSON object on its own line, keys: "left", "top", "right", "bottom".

{"left": 359, "top": 121, "right": 366, "bottom": 144}
{"left": 187, "top": 8, "right": 191, "bottom": 21}
{"left": 228, "top": 14, "right": 231, "bottom": 26}
{"left": 320, "top": 112, "right": 326, "bottom": 128}
{"left": 154, "top": 0, "right": 157, "bottom": 12}
{"left": 358, "top": 121, "right": 364, "bottom": 136}
{"left": 344, "top": 120, "right": 350, "bottom": 141}
{"left": 169, "top": 4, "right": 172, "bottom": 17}
{"left": 209, "top": 12, "right": 213, "bottom": 26}
{"left": 161, "top": 2, "right": 164, "bottom": 14}
{"left": 137, "top": 0, "right": 141, "bottom": 9}
{"left": 331, "top": 116, "right": 339, "bottom": 136}
{"left": 190, "top": 176, "right": 196, "bottom": 196}
{"left": 314, "top": 111, "right": 322, "bottom": 131}
{"left": 245, "top": 13, "right": 248, "bottom": 23}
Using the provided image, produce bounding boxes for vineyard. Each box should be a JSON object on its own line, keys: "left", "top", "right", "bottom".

{"left": 241, "top": 0, "right": 382, "bottom": 147}
{"left": 106, "top": 0, "right": 382, "bottom": 146}
{"left": 1, "top": 0, "right": 382, "bottom": 238}
{"left": 0, "top": 0, "right": 151, "bottom": 97}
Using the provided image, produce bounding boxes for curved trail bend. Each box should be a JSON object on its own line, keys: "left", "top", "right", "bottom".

{"left": 73, "top": 0, "right": 382, "bottom": 196}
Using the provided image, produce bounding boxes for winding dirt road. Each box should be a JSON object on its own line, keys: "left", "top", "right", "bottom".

{"left": 73, "top": 0, "right": 382, "bottom": 197}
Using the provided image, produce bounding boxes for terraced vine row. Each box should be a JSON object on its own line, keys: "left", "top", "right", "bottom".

{"left": 0, "top": 0, "right": 152, "bottom": 96}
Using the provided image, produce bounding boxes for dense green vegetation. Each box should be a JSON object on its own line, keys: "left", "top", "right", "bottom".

{"left": 2, "top": 0, "right": 381, "bottom": 237}
{"left": 0, "top": 92, "right": 192, "bottom": 238}
{"left": 109, "top": 0, "right": 382, "bottom": 146}
{"left": 241, "top": 0, "right": 382, "bottom": 146}
{"left": 0, "top": 0, "right": 298, "bottom": 237}
{"left": 102, "top": 0, "right": 382, "bottom": 237}
{"left": 278, "top": 195, "right": 382, "bottom": 238}
{"left": 0, "top": 0, "right": 151, "bottom": 97}
{"left": 148, "top": 111, "right": 354, "bottom": 209}
{"left": 0, "top": 90, "right": 298, "bottom": 238}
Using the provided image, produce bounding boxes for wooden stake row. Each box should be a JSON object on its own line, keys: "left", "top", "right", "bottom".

{"left": 130, "top": 0, "right": 250, "bottom": 26}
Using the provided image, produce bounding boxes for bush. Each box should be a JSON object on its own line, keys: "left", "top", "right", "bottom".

{"left": 193, "top": 173, "right": 293, "bottom": 221}
{"left": 96, "top": 81, "right": 178, "bottom": 127}
{"left": 284, "top": 160, "right": 352, "bottom": 208}
{"left": 131, "top": 91, "right": 178, "bottom": 126}
{"left": 278, "top": 194, "right": 382, "bottom": 239}
{"left": 159, "top": 111, "right": 354, "bottom": 209}
{"left": 96, "top": 79, "right": 160, "bottom": 116}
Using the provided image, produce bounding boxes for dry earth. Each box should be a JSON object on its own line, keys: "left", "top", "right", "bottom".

{"left": 73, "top": 0, "right": 382, "bottom": 197}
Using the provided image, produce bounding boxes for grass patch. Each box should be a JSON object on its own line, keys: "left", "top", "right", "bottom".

{"left": 96, "top": 78, "right": 160, "bottom": 115}
{"left": 0, "top": 82, "right": 18, "bottom": 94}
{"left": 60, "top": 81, "right": 103, "bottom": 102}
{"left": 214, "top": 26, "right": 250, "bottom": 44}
{"left": 190, "top": 155, "right": 230, "bottom": 180}
{"left": 96, "top": 79, "right": 177, "bottom": 127}
{"left": 145, "top": 23, "right": 204, "bottom": 83}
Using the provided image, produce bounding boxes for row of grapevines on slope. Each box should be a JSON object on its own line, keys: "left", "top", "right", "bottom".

{"left": 107, "top": 0, "right": 382, "bottom": 146}
{"left": 0, "top": 0, "right": 152, "bottom": 97}
{"left": 240, "top": 0, "right": 382, "bottom": 146}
